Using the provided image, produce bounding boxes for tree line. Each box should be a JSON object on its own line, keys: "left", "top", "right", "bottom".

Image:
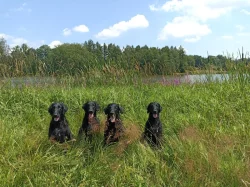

{"left": 0, "top": 38, "right": 246, "bottom": 77}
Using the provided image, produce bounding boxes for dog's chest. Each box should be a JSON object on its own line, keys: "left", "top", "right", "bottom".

{"left": 51, "top": 120, "right": 67, "bottom": 130}
{"left": 106, "top": 120, "right": 122, "bottom": 131}
{"left": 151, "top": 126, "right": 160, "bottom": 133}
{"left": 147, "top": 121, "right": 161, "bottom": 133}
{"left": 87, "top": 118, "right": 100, "bottom": 131}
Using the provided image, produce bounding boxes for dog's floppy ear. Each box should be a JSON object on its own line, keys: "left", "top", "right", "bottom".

{"left": 82, "top": 103, "right": 87, "bottom": 111}
{"left": 61, "top": 103, "right": 68, "bottom": 114}
{"left": 95, "top": 102, "right": 100, "bottom": 111}
{"left": 158, "top": 103, "right": 162, "bottom": 113}
{"left": 104, "top": 106, "right": 109, "bottom": 115}
{"left": 48, "top": 103, "right": 54, "bottom": 115}
{"left": 118, "top": 105, "right": 124, "bottom": 114}
{"left": 147, "top": 103, "right": 152, "bottom": 113}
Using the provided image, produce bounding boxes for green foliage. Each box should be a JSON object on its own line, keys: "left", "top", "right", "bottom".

{"left": 0, "top": 39, "right": 241, "bottom": 77}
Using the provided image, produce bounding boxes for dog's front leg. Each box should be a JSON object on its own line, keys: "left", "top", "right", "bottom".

{"left": 66, "top": 128, "right": 73, "bottom": 141}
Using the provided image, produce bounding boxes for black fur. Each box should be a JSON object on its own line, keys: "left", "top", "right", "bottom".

{"left": 48, "top": 102, "right": 73, "bottom": 143}
{"left": 78, "top": 101, "right": 101, "bottom": 141}
{"left": 103, "top": 103, "right": 124, "bottom": 145}
{"left": 143, "top": 102, "right": 163, "bottom": 147}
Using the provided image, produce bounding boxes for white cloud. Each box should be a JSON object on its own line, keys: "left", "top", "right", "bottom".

{"left": 150, "top": 0, "right": 250, "bottom": 16}
{"left": 158, "top": 16, "right": 211, "bottom": 41}
{"left": 95, "top": 14, "right": 149, "bottom": 39}
{"left": 222, "top": 35, "right": 233, "bottom": 40}
{"left": 184, "top": 36, "right": 201, "bottom": 43}
{"left": 1, "top": 33, "right": 45, "bottom": 49}
{"left": 62, "top": 25, "right": 89, "bottom": 36}
{"left": 28, "top": 40, "right": 46, "bottom": 48}
{"left": 4, "top": 3, "right": 32, "bottom": 17}
{"left": 241, "top": 9, "right": 250, "bottom": 15}
{"left": 73, "top": 25, "right": 89, "bottom": 33}
{"left": 11, "top": 37, "right": 28, "bottom": 47}
{"left": 0, "top": 33, "right": 28, "bottom": 47}
{"left": 236, "top": 25, "right": 245, "bottom": 31}
{"left": 49, "top": 41, "right": 63, "bottom": 48}
{"left": 10, "top": 3, "right": 32, "bottom": 13}
{"left": 149, "top": 0, "right": 238, "bottom": 22}
{"left": 151, "top": 0, "right": 250, "bottom": 41}
{"left": 0, "top": 33, "right": 10, "bottom": 39}
{"left": 237, "top": 32, "right": 250, "bottom": 36}
{"left": 183, "top": 46, "right": 188, "bottom": 54}
{"left": 149, "top": 4, "right": 158, "bottom": 11}
{"left": 63, "top": 28, "right": 72, "bottom": 36}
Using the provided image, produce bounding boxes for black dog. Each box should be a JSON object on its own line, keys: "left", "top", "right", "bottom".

{"left": 48, "top": 102, "right": 73, "bottom": 143}
{"left": 103, "top": 103, "right": 125, "bottom": 145}
{"left": 143, "top": 102, "right": 163, "bottom": 147}
{"left": 78, "top": 101, "right": 101, "bottom": 141}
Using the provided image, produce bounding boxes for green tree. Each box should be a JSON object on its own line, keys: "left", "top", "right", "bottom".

{"left": 0, "top": 38, "right": 9, "bottom": 56}
{"left": 178, "top": 45, "right": 187, "bottom": 73}
{"left": 0, "top": 38, "right": 11, "bottom": 76}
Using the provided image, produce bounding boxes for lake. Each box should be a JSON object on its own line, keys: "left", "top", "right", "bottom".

{"left": 0, "top": 74, "right": 229, "bottom": 87}
{"left": 143, "top": 74, "right": 229, "bottom": 85}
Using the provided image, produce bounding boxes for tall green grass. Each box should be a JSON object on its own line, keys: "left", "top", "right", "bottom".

{"left": 1, "top": 72, "right": 250, "bottom": 186}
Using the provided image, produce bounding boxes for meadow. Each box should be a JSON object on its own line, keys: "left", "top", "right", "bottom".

{"left": 0, "top": 72, "right": 250, "bottom": 187}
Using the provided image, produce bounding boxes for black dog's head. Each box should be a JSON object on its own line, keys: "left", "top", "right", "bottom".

{"left": 82, "top": 101, "right": 100, "bottom": 119}
{"left": 48, "top": 102, "right": 68, "bottom": 122}
{"left": 147, "top": 102, "right": 162, "bottom": 119}
{"left": 104, "top": 103, "right": 124, "bottom": 122}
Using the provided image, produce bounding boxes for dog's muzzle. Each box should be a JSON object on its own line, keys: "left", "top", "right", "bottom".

{"left": 152, "top": 111, "right": 158, "bottom": 118}
{"left": 53, "top": 114, "right": 60, "bottom": 121}
{"left": 109, "top": 113, "right": 116, "bottom": 122}
{"left": 88, "top": 111, "right": 94, "bottom": 119}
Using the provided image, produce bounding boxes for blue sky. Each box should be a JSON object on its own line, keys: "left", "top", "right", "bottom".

{"left": 1, "top": 0, "right": 250, "bottom": 57}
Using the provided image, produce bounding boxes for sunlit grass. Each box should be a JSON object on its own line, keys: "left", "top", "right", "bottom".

{"left": 1, "top": 72, "right": 250, "bottom": 186}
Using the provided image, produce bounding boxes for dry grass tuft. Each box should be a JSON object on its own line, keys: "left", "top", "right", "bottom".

{"left": 115, "top": 124, "right": 142, "bottom": 155}
{"left": 179, "top": 126, "right": 203, "bottom": 142}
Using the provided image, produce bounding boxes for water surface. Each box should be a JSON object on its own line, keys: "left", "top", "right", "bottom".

{"left": 0, "top": 74, "right": 229, "bottom": 87}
